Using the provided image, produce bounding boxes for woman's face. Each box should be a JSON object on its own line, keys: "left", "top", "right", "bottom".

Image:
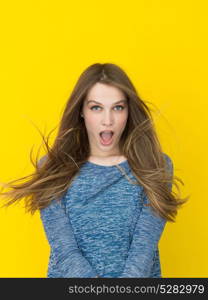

{"left": 81, "top": 82, "right": 128, "bottom": 157}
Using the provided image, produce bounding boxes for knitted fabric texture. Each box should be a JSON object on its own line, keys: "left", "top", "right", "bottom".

{"left": 40, "top": 153, "right": 173, "bottom": 278}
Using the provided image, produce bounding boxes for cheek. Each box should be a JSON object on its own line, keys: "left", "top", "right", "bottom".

{"left": 117, "top": 113, "right": 128, "bottom": 129}
{"left": 84, "top": 114, "right": 99, "bottom": 132}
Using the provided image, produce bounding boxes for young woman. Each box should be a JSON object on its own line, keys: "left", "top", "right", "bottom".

{"left": 0, "top": 63, "right": 189, "bottom": 278}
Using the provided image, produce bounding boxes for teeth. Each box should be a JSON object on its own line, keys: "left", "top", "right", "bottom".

{"left": 99, "top": 131, "right": 114, "bottom": 137}
{"left": 100, "top": 131, "right": 114, "bottom": 134}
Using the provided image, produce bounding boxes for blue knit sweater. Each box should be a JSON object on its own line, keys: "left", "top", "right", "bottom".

{"left": 39, "top": 153, "right": 173, "bottom": 278}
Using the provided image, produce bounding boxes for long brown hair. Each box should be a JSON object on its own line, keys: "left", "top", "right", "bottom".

{"left": 0, "top": 63, "right": 189, "bottom": 222}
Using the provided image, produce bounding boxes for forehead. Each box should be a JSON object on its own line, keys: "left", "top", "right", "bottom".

{"left": 85, "top": 82, "right": 126, "bottom": 103}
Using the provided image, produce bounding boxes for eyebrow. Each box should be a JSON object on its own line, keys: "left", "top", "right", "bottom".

{"left": 87, "top": 99, "right": 127, "bottom": 105}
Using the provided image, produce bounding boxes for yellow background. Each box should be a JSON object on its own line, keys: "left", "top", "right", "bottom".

{"left": 0, "top": 0, "right": 207, "bottom": 277}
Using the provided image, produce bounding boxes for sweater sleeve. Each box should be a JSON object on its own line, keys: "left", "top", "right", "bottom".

{"left": 38, "top": 157, "right": 98, "bottom": 278}
{"left": 118, "top": 154, "right": 173, "bottom": 278}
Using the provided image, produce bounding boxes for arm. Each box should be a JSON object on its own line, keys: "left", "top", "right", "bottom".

{"left": 119, "top": 154, "right": 173, "bottom": 278}
{"left": 150, "top": 246, "right": 162, "bottom": 278}
{"left": 38, "top": 156, "right": 98, "bottom": 278}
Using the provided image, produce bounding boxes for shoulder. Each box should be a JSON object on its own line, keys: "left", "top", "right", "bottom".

{"left": 37, "top": 155, "right": 48, "bottom": 167}
{"left": 162, "top": 152, "right": 174, "bottom": 175}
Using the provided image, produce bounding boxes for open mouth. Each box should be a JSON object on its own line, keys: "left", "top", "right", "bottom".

{"left": 99, "top": 130, "right": 114, "bottom": 145}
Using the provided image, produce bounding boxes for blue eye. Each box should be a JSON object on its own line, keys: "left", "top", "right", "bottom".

{"left": 90, "top": 105, "right": 125, "bottom": 111}
{"left": 90, "top": 105, "right": 101, "bottom": 111}
{"left": 115, "top": 105, "right": 124, "bottom": 110}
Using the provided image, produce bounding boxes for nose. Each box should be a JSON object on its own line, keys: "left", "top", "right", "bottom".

{"left": 101, "top": 110, "right": 113, "bottom": 126}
